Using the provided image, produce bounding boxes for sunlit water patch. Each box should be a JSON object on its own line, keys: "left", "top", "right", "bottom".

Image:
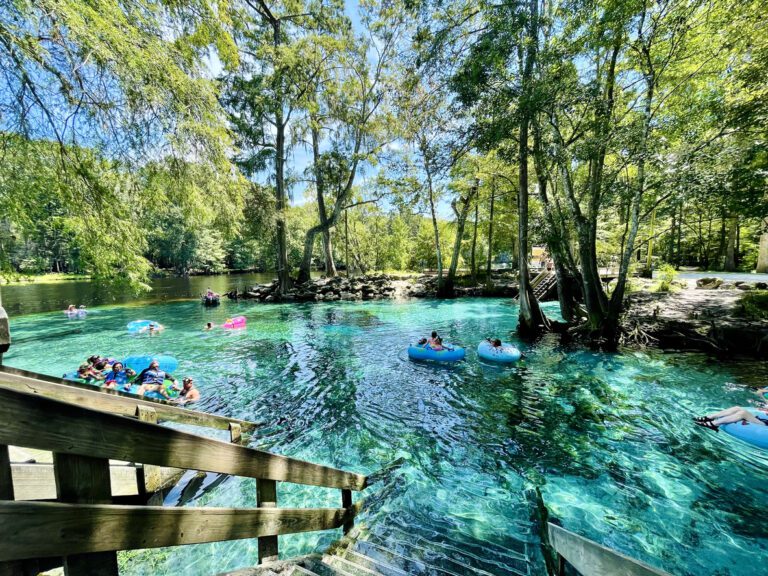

{"left": 5, "top": 298, "right": 768, "bottom": 575}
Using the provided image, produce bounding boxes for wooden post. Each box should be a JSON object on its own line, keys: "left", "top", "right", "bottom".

{"left": 256, "top": 479, "right": 278, "bottom": 564}
{"left": 0, "top": 444, "right": 23, "bottom": 576}
{"left": 341, "top": 488, "right": 353, "bottom": 535}
{"left": 229, "top": 422, "right": 242, "bottom": 445}
{"left": 53, "top": 453, "right": 118, "bottom": 575}
{"left": 135, "top": 405, "right": 162, "bottom": 495}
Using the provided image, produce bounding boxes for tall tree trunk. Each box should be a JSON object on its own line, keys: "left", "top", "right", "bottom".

{"left": 608, "top": 37, "right": 654, "bottom": 343}
{"left": 322, "top": 230, "right": 336, "bottom": 276}
{"left": 724, "top": 214, "right": 738, "bottom": 271}
{"left": 345, "top": 209, "right": 350, "bottom": 277}
{"left": 676, "top": 203, "right": 683, "bottom": 268}
{"left": 716, "top": 211, "right": 727, "bottom": 268}
{"left": 757, "top": 224, "right": 768, "bottom": 272}
{"left": 273, "top": 19, "right": 291, "bottom": 296}
{"left": 422, "top": 139, "right": 443, "bottom": 292}
{"left": 470, "top": 202, "right": 478, "bottom": 284}
{"left": 516, "top": 0, "right": 546, "bottom": 337}
{"left": 533, "top": 118, "right": 581, "bottom": 321}
{"left": 486, "top": 180, "right": 496, "bottom": 284}
{"left": 444, "top": 181, "right": 478, "bottom": 296}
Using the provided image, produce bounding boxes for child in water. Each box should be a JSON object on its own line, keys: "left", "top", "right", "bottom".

{"left": 204, "top": 322, "right": 214, "bottom": 330}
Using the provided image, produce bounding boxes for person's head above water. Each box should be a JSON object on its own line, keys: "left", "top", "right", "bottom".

{"left": 112, "top": 362, "right": 123, "bottom": 372}
{"left": 206, "top": 322, "right": 213, "bottom": 328}
{"left": 87, "top": 355, "right": 100, "bottom": 364}
{"left": 149, "top": 359, "right": 159, "bottom": 370}
{"left": 431, "top": 331, "right": 437, "bottom": 338}
{"left": 493, "top": 338, "right": 502, "bottom": 347}
{"left": 183, "top": 377, "right": 194, "bottom": 389}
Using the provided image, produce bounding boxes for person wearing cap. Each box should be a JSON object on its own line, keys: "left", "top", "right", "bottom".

{"left": 173, "top": 377, "right": 200, "bottom": 405}
{"left": 135, "top": 359, "right": 178, "bottom": 399}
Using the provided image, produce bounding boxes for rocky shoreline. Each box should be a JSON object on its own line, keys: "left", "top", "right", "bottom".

{"left": 226, "top": 273, "right": 520, "bottom": 302}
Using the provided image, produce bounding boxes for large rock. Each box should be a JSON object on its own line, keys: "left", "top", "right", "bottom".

{"left": 737, "top": 282, "right": 756, "bottom": 291}
{"left": 696, "top": 277, "right": 723, "bottom": 290}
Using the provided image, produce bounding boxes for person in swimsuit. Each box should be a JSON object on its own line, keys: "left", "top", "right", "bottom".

{"left": 77, "top": 363, "right": 105, "bottom": 382}
{"left": 487, "top": 338, "right": 503, "bottom": 347}
{"left": 173, "top": 377, "right": 200, "bottom": 404}
{"left": 431, "top": 337, "right": 445, "bottom": 351}
{"left": 694, "top": 406, "right": 768, "bottom": 431}
{"left": 135, "top": 360, "right": 178, "bottom": 399}
{"left": 103, "top": 362, "right": 136, "bottom": 390}
{"left": 427, "top": 331, "right": 439, "bottom": 346}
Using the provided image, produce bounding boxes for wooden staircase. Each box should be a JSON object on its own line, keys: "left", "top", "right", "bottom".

{"left": 515, "top": 270, "right": 557, "bottom": 302}
{"left": 220, "top": 522, "right": 537, "bottom": 576}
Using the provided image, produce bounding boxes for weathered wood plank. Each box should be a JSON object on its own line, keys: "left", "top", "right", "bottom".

{"left": 11, "top": 463, "right": 141, "bottom": 500}
{"left": 548, "top": 523, "right": 671, "bottom": 576}
{"left": 0, "top": 366, "right": 259, "bottom": 433}
{"left": 53, "top": 454, "right": 118, "bottom": 575}
{"left": 0, "top": 501, "right": 348, "bottom": 561}
{"left": 257, "top": 479, "right": 278, "bottom": 563}
{"left": 0, "top": 388, "right": 367, "bottom": 491}
{"left": 341, "top": 489, "right": 353, "bottom": 535}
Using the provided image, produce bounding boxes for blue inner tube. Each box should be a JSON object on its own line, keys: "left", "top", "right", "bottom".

{"left": 127, "top": 319, "right": 160, "bottom": 333}
{"left": 477, "top": 340, "right": 522, "bottom": 363}
{"left": 721, "top": 408, "right": 768, "bottom": 450}
{"left": 408, "top": 344, "right": 465, "bottom": 363}
{"left": 122, "top": 355, "right": 178, "bottom": 374}
{"left": 60, "top": 373, "right": 177, "bottom": 400}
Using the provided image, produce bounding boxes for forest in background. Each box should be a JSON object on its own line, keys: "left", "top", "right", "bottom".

{"left": 1, "top": 0, "right": 767, "bottom": 344}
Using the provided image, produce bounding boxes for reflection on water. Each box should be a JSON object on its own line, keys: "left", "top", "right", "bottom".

{"left": 0, "top": 272, "right": 281, "bottom": 316}
{"left": 5, "top": 297, "right": 768, "bottom": 575}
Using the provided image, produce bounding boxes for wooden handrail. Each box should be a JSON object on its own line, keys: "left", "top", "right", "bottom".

{"left": 0, "top": 501, "right": 349, "bottom": 561}
{"left": 548, "top": 523, "right": 671, "bottom": 576}
{"left": 0, "top": 388, "right": 367, "bottom": 491}
{"left": 0, "top": 365, "right": 260, "bottom": 433}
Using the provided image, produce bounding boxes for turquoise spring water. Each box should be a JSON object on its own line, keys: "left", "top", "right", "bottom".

{"left": 5, "top": 297, "right": 768, "bottom": 575}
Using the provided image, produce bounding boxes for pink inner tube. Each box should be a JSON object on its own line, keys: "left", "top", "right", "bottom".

{"left": 223, "top": 316, "right": 246, "bottom": 329}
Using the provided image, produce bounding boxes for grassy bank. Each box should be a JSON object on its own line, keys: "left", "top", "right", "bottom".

{"left": 0, "top": 272, "right": 89, "bottom": 286}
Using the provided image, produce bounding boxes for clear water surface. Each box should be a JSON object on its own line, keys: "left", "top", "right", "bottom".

{"left": 4, "top": 295, "right": 768, "bottom": 576}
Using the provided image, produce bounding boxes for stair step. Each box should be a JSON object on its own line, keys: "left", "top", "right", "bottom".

{"left": 299, "top": 556, "right": 355, "bottom": 576}
{"left": 341, "top": 549, "right": 409, "bottom": 576}
{"left": 379, "top": 517, "right": 532, "bottom": 561}
{"left": 366, "top": 531, "right": 529, "bottom": 576}
{"left": 323, "top": 554, "right": 387, "bottom": 576}
{"left": 353, "top": 539, "right": 480, "bottom": 576}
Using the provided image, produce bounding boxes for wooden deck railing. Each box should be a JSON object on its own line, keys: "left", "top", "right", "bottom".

{"left": 0, "top": 365, "right": 260, "bottom": 435}
{"left": 548, "top": 523, "right": 671, "bottom": 576}
{"left": 0, "top": 387, "right": 369, "bottom": 574}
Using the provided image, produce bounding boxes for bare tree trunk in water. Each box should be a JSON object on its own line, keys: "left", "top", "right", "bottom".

{"left": 724, "top": 214, "right": 738, "bottom": 271}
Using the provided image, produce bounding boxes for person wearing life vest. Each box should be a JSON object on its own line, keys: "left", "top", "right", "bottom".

{"left": 135, "top": 359, "right": 178, "bottom": 399}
